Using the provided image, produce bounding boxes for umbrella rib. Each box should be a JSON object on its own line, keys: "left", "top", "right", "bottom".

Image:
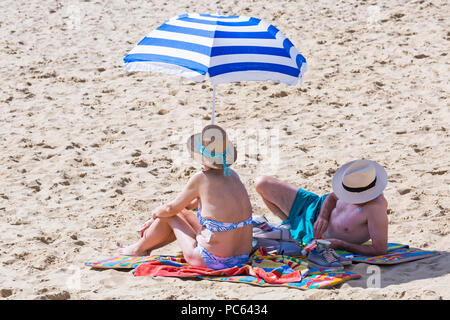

{"left": 209, "top": 15, "right": 220, "bottom": 125}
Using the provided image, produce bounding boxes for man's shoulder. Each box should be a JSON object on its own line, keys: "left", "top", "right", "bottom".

{"left": 364, "top": 194, "right": 388, "bottom": 216}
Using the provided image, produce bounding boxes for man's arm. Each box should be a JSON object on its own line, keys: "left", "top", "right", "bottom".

{"left": 313, "top": 192, "right": 338, "bottom": 239}
{"left": 333, "top": 199, "right": 388, "bottom": 256}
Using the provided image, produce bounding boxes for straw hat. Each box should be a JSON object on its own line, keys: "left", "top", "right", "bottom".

{"left": 332, "top": 160, "right": 388, "bottom": 204}
{"left": 186, "top": 125, "right": 237, "bottom": 171}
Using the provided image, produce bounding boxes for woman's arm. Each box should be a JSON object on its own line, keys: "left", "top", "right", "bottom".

{"left": 185, "top": 198, "right": 199, "bottom": 210}
{"left": 152, "top": 173, "right": 202, "bottom": 218}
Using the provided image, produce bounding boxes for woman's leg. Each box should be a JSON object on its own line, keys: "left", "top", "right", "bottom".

{"left": 254, "top": 176, "right": 298, "bottom": 221}
{"left": 119, "top": 217, "right": 176, "bottom": 256}
{"left": 179, "top": 209, "right": 202, "bottom": 233}
{"left": 118, "top": 209, "right": 202, "bottom": 257}
{"left": 165, "top": 214, "right": 206, "bottom": 267}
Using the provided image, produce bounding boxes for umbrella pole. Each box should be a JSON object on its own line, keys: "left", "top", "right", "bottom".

{"left": 211, "top": 84, "right": 216, "bottom": 125}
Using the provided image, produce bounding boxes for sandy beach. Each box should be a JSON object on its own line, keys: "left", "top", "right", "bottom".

{"left": 0, "top": 0, "right": 449, "bottom": 300}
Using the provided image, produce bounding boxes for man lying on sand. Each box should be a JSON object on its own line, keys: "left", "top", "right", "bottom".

{"left": 255, "top": 159, "right": 388, "bottom": 256}
{"left": 119, "top": 125, "right": 253, "bottom": 269}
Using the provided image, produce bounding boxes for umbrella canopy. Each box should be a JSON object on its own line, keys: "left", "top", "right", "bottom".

{"left": 123, "top": 13, "right": 307, "bottom": 122}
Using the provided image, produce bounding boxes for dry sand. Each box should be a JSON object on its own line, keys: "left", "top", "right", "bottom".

{"left": 0, "top": 0, "right": 449, "bottom": 300}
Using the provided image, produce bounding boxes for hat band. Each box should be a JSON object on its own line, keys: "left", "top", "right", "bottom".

{"left": 342, "top": 177, "right": 377, "bottom": 193}
{"left": 195, "top": 136, "right": 231, "bottom": 176}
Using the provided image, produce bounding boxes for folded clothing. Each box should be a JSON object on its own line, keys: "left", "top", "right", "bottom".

{"left": 252, "top": 215, "right": 292, "bottom": 240}
{"left": 252, "top": 215, "right": 303, "bottom": 256}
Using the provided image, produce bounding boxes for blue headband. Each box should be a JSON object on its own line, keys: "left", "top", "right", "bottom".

{"left": 195, "top": 136, "right": 231, "bottom": 176}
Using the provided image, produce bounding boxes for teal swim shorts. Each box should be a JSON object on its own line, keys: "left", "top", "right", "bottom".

{"left": 282, "top": 188, "right": 329, "bottom": 244}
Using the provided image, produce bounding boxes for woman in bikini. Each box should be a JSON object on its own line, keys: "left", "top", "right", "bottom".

{"left": 118, "top": 124, "right": 253, "bottom": 269}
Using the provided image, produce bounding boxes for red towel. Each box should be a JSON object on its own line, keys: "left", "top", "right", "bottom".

{"left": 134, "top": 262, "right": 248, "bottom": 277}
{"left": 133, "top": 259, "right": 304, "bottom": 284}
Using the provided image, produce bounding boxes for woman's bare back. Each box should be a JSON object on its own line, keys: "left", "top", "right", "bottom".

{"left": 196, "top": 169, "right": 253, "bottom": 257}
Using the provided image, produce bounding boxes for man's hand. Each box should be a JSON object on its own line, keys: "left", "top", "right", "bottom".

{"left": 313, "top": 216, "right": 329, "bottom": 239}
{"left": 313, "top": 193, "right": 337, "bottom": 239}
{"left": 322, "top": 238, "right": 343, "bottom": 250}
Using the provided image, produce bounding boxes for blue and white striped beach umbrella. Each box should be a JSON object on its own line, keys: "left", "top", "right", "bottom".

{"left": 123, "top": 13, "right": 307, "bottom": 123}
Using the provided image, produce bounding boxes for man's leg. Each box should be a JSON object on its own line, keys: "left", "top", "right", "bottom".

{"left": 254, "top": 176, "right": 299, "bottom": 221}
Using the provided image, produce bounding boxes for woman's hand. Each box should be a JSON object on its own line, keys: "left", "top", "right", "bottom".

{"left": 138, "top": 202, "right": 164, "bottom": 237}
{"left": 138, "top": 218, "right": 154, "bottom": 238}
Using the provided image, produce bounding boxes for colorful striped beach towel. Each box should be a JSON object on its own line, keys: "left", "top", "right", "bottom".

{"left": 85, "top": 248, "right": 360, "bottom": 289}
{"left": 336, "top": 242, "right": 439, "bottom": 265}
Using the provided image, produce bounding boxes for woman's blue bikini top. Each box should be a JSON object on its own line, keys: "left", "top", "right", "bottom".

{"left": 197, "top": 205, "right": 252, "bottom": 243}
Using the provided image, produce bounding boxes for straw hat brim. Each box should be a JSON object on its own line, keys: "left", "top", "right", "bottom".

{"left": 186, "top": 133, "right": 237, "bottom": 169}
{"left": 332, "top": 160, "right": 388, "bottom": 204}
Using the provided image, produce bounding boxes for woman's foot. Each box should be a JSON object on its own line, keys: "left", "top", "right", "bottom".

{"left": 117, "top": 242, "right": 150, "bottom": 256}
